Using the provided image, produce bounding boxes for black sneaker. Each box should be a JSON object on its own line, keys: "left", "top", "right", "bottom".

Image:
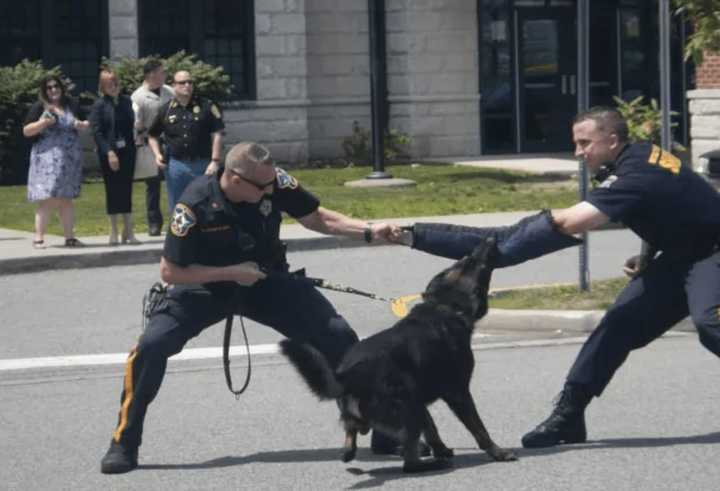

{"left": 100, "top": 441, "right": 138, "bottom": 474}
{"left": 370, "top": 431, "right": 431, "bottom": 457}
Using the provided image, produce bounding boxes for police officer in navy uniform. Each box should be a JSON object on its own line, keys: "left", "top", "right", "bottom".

{"left": 148, "top": 70, "right": 224, "bottom": 213}
{"left": 391, "top": 107, "right": 720, "bottom": 448}
{"left": 100, "top": 142, "right": 402, "bottom": 474}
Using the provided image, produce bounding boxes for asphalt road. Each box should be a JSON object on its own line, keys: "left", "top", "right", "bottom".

{"left": 1, "top": 336, "right": 718, "bottom": 490}
{"left": 7, "top": 228, "right": 719, "bottom": 490}
{"left": 0, "top": 228, "right": 640, "bottom": 359}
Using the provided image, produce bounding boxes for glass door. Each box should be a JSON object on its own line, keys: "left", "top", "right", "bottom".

{"left": 515, "top": 7, "right": 577, "bottom": 152}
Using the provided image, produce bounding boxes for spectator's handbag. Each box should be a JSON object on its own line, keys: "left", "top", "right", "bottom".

{"left": 133, "top": 142, "right": 158, "bottom": 181}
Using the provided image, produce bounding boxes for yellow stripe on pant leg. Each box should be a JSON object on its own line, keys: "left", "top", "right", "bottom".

{"left": 113, "top": 349, "right": 138, "bottom": 443}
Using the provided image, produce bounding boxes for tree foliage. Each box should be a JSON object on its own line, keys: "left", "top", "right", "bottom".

{"left": 673, "top": 0, "right": 720, "bottom": 64}
{"left": 101, "top": 51, "right": 233, "bottom": 102}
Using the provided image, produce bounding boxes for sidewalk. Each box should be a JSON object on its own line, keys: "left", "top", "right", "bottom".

{"left": 0, "top": 155, "right": 693, "bottom": 334}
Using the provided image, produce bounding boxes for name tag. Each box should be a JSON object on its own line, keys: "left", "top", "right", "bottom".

{"left": 116, "top": 139, "right": 126, "bottom": 149}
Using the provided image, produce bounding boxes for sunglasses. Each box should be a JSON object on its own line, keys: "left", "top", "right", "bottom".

{"left": 174, "top": 80, "right": 193, "bottom": 86}
{"left": 229, "top": 170, "right": 275, "bottom": 191}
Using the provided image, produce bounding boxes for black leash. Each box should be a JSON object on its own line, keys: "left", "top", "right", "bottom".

{"left": 223, "top": 314, "right": 252, "bottom": 399}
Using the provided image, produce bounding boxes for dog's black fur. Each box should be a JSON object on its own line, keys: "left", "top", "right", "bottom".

{"left": 281, "top": 238, "right": 517, "bottom": 473}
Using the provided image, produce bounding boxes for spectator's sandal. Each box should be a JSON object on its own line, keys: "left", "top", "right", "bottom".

{"left": 64, "top": 238, "right": 85, "bottom": 248}
{"left": 32, "top": 239, "right": 45, "bottom": 249}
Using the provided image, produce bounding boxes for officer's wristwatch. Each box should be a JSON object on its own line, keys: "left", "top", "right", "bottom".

{"left": 363, "top": 225, "right": 373, "bottom": 243}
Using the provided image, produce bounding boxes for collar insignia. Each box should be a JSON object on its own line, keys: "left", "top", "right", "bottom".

{"left": 259, "top": 199, "right": 272, "bottom": 217}
{"left": 598, "top": 175, "right": 618, "bottom": 189}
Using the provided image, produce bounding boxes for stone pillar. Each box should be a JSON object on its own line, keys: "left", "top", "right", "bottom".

{"left": 108, "top": 0, "right": 138, "bottom": 58}
{"left": 688, "top": 53, "right": 720, "bottom": 170}
{"left": 385, "top": 0, "right": 480, "bottom": 157}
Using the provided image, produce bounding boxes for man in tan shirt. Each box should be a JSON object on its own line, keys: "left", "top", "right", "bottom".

{"left": 131, "top": 59, "right": 174, "bottom": 236}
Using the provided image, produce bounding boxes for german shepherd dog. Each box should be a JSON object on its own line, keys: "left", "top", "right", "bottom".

{"left": 281, "top": 238, "right": 517, "bottom": 473}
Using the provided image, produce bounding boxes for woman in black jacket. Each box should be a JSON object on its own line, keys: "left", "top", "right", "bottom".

{"left": 90, "top": 69, "right": 139, "bottom": 245}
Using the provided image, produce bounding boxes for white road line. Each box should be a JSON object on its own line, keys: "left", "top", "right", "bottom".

{"left": 0, "top": 331, "right": 689, "bottom": 372}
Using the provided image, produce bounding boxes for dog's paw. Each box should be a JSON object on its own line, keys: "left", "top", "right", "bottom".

{"left": 402, "top": 457, "right": 453, "bottom": 473}
{"left": 488, "top": 446, "right": 518, "bottom": 462}
{"left": 341, "top": 447, "right": 357, "bottom": 463}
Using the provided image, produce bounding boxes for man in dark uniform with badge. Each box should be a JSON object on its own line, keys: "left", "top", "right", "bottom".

{"left": 100, "top": 142, "right": 403, "bottom": 474}
{"left": 390, "top": 107, "right": 720, "bottom": 448}
{"left": 148, "top": 70, "right": 224, "bottom": 212}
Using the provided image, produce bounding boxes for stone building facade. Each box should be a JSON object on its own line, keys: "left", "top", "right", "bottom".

{"left": 688, "top": 53, "right": 720, "bottom": 169}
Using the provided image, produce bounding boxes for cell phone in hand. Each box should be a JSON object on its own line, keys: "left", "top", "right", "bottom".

{"left": 42, "top": 110, "right": 58, "bottom": 122}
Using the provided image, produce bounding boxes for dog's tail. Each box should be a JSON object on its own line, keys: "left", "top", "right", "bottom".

{"left": 280, "top": 340, "right": 344, "bottom": 399}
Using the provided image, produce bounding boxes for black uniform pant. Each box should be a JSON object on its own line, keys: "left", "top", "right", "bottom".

{"left": 111, "top": 277, "right": 359, "bottom": 449}
{"left": 567, "top": 250, "right": 720, "bottom": 397}
{"left": 144, "top": 174, "right": 163, "bottom": 228}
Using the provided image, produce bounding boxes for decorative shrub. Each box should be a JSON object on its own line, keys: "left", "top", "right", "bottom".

{"left": 341, "top": 120, "right": 412, "bottom": 163}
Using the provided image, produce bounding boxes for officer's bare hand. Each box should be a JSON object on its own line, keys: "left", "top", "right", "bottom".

{"left": 623, "top": 254, "right": 644, "bottom": 278}
{"left": 229, "top": 261, "right": 267, "bottom": 286}
{"left": 108, "top": 151, "right": 120, "bottom": 172}
{"left": 205, "top": 161, "right": 220, "bottom": 175}
{"left": 384, "top": 224, "right": 411, "bottom": 245}
{"left": 368, "top": 223, "right": 397, "bottom": 243}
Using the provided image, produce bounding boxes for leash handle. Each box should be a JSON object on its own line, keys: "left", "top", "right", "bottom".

{"left": 223, "top": 315, "right": 252, "bottom": 399}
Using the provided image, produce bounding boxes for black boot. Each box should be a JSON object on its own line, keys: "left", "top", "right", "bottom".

{"left": 522, "top": 383, "right": 592, "bottom": 448}
{"left": 100, "top": 440, "right": 138, "bottom": 474}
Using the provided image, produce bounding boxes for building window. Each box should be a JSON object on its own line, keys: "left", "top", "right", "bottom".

{"left": 139, "top": 0, "right": 256, "bottom": 99}
{"left": 478, "top": 0, "right": 514, "bottom": 154}
{"left": 0, "top": 0, "right": 108, "bottom": 95}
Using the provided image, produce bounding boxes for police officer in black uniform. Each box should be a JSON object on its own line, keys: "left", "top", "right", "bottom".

{"left": 100, "top": 142, "right": 402, "bottom": 474}
{"left": 148, "top": 70, "right": 224, "bottom": 212}
{"left": 391, "top": 107, "right": 720, "bottom": 448}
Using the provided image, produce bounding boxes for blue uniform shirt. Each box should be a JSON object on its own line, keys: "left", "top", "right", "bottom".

{"left": 587, "top": 142, "right": 720, "bottom": 257}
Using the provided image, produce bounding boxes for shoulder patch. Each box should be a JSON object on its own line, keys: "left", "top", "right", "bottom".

{"left": 276, "top": 167, "right": 298, "bottom": 189}
{"left": 648, "top": 144, "right": 681, "bottom": 175}
{"left": 170, "top": 203, "right": 197, "bottom": 237}
{"left": 211, "top": 104, "right": 221, "bottom": 119}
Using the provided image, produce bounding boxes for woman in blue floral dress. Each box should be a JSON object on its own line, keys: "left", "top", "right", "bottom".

{"left": 23, "top": 75, "right": 90, "bottom": 248}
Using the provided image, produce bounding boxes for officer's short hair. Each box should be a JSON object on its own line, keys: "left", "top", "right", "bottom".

{"left": 143, "top": 58, "right": 164, "bottom": 77}
{"left": 225, "top": 142, "right": 273, "bottom": 177}
{"left": 574, "top": 106, "right": 629, "bottom": 143}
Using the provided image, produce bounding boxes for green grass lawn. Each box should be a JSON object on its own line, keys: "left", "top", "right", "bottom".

{"left": 1, "top": 162, "right": 579, "bottom": 235}
{"left": 489, "top": 277, "right": 629, "bottom": 311}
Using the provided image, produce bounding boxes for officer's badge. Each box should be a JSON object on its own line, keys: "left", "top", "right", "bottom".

{"left": 168, "top": 114, "right": 177, "bottom": 124}
{"left": 170, "top": 203, "right": 197, "bottom": 237}
{"left": 276, "top": 168, "right": 298, "bottom": 189}
{"left": 598, "top": 175, "right": 618, "bottom": 189}
{"left": 193, "top": 105, "right": 200, "bottom": 114}
{"left": 259, "top": 199, "right": 272, "bottom": 217}
{"left": 211, "top": 104, "right": 221, "bottom": 119}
